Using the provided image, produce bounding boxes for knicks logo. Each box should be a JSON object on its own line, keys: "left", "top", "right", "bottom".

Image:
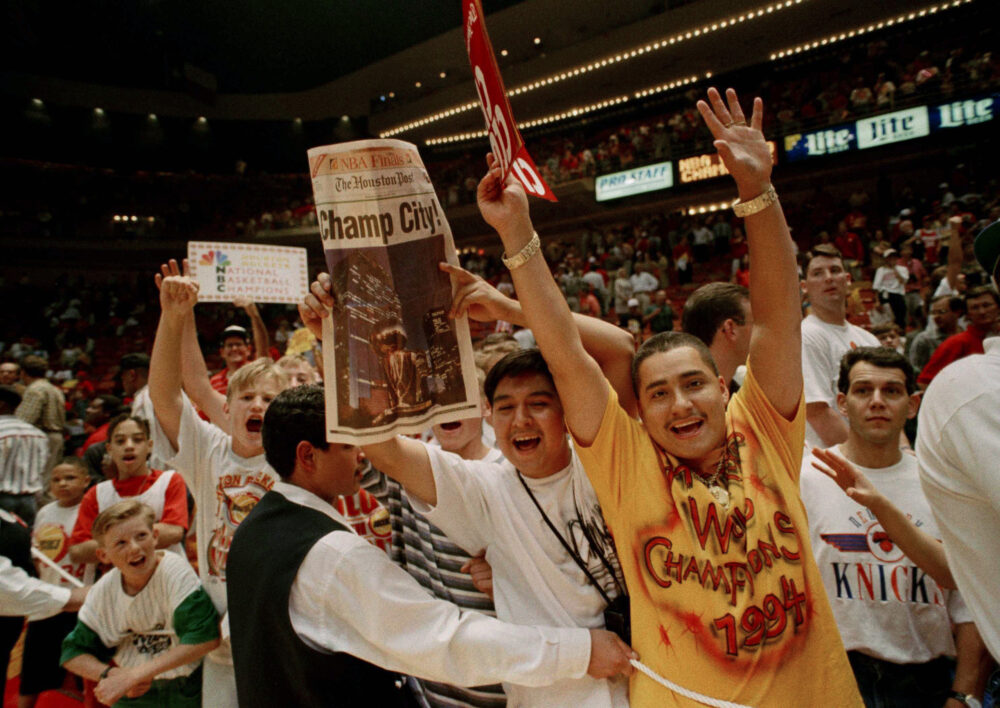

{"left": 821, "top": 522, "right": 904, "bottom": 563}
{"left": 34, "top": 524, "right": 67, "bottom": 562}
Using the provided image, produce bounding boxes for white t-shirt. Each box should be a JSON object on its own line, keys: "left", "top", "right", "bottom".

{"left": 131, "top": 386, "right": 170, "bottom": 472}
{"left": 414, "top": 444, "right": 628, "bottom": 708}
{"left": 872, "top": 265, "right": 908, "bottom": 296}
{"left": 801, "top": 314, "right": 880, "bottom": 447}
{"left": 800, "top": 449, "right": 970, "bottom": 663}
{"left": 917, "top": 337, "right": 1000, "bottom": 661}
{"left": 79, "top": 551, "right": 205, "bottom": 680}
{"left": 153, "top": 402, "right": 277, "bottom": 615}
{"left": 33, "top": 501, "right": 96, "bottom": 588}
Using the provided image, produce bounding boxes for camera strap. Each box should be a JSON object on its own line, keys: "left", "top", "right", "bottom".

{"left": 516, "top": 470, "right": 625, "bottom": 605}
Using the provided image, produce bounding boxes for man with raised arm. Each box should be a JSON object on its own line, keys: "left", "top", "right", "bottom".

{"left": 149, "top": 265, "right": 289, "bottom": 708}
{"left": 475, "top": 87, "right": 861, "bottom": 707}
{"left": 300, "top": 267, "right": 638, "bottom": 708}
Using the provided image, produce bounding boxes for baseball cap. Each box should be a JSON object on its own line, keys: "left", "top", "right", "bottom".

{"left": 220, "top": 325, "right": 250, "bottom": 343}
{"left": 627, "top": 298, "right": 640, "bottom": 308}
{"left": 973, "top": 220, "right": 1000, "bottom": 279}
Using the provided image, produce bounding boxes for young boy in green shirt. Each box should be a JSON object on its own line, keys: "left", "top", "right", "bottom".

{"left": 60, "top": 499, "right": 219, "bottom": 706}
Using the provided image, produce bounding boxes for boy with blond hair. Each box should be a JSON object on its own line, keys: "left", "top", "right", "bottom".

{"left": 150, "top": 266, "right": 288, "bottom": 707}
{"left": 60, "top": 500, "right": 219, "bottom": 707}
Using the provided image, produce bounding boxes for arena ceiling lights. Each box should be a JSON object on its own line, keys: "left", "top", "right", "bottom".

{"left": 424, "top": 73, "right": 705, "bottom": 147}
{"left": 770, "top": 0, "right": 977, "bottom": 60}
{"left": 380, "top": 0, "right": 810, "bottom": 139}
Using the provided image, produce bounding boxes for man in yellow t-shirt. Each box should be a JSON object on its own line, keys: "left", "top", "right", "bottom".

{"left": 474, "top": 87, "right": 862, "bottom": 706}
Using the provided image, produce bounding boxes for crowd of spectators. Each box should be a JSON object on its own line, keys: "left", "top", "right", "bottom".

{"left": 3, "top": 92, "right": 1000, "bottom": 708}
{"left": 1, "top": 11, "right": 995, "bottom": 242}
{"left": 430, "top": 23, "right": 998, "bottom": 201}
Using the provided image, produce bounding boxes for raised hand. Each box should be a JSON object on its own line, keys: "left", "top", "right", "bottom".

{"left": 158, "top": 274, "right": 199, "bottom": 316}
{"left": 154, "top": 258, "right": 190, "bottom": 290}
{"left": 696, "top": 87, "right": 771, "bottom": 199}
{"left": 440, "top": 262, "right": 518, "bottom": 324}
{"left": 298, "top": 272, "right": 337, "bottom": 340}
{"left": 476, "top": 153, "right": 532, "bottom": 239}
{"left": 811, "top": 447, "right": 883, "bottom": 509}
{"left": 586, "top": 629, "right": 637, "bottom": 679}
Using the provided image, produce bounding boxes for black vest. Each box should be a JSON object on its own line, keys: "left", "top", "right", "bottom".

{"left": 228, "top": 490, "right": 411, "bottom": 708}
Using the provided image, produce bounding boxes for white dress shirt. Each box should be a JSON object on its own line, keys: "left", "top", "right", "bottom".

{"left": 1, "top": 508, "right": 71, "bottom": 620}
{"left": 278, "top": 482, "right": 593, "bottom": 689}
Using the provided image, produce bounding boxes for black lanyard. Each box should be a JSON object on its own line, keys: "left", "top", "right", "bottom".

{"left": 515, "top": 470, "right": 624, "bottom": 605}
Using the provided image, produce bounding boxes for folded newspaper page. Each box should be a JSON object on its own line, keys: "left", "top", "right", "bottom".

{"left": 307, "top": 139, "right": 481, "bottom": 444}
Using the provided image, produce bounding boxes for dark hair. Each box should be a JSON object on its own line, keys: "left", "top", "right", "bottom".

{"left": 929, "top": 294, "right": 965, "bottom": 314}
{"left": 54, "top": 456, "right": 90, "bottom": 476}
{"left": 95, "top": 394, "right": 124, "bottom": 415}
{"left": 107, "top": 414, "right": 151, "bottom": 441}
{"left": 837, "top": 347, "right": 916, "bottom": 395}
{"left": 681, "top": 283, "right": 750, "bottom": 347}
{"left": 483, "top": 349, "right": 554, "bottom": 405}
{"left": 632, "top": 331, "right": 718, "bottom": 395}
{"left": 800, "top": 244, "right": 844, "bottom": 274}
{"left": 20, "top": 355, "right": 48, "bottom": 378}
{"left": 119, "top": 353, "right": 150, "bottom": 372}
{"left": 964, "top": 285, "right": 1000, "bottom": 307}
{"left": 262, "top": 384, "right": 328, "bottom": 479}
{"left": 869, "top": 322, "right": 900, "bottom": 338}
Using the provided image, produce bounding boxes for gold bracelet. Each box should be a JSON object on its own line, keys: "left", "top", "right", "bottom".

{"left": 732, "top": 184, "right": 778, "bottom": 218}
{"left": 502, "top": 231, "right": 541, "bottom": 270}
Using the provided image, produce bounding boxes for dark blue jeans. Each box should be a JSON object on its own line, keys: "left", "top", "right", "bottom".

{"left": 848, "top": 651, "right": 952, "bottom": 708}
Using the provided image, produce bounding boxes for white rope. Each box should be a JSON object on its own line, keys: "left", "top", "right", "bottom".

{"left": 30, "top": 546, "right": 85, "bottom": 588}
{"left": 630, "top": 659, "right": 753, "bottom": 708}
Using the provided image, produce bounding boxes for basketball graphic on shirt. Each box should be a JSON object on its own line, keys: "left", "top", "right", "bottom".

{"left": 34, "top": 523, "right": 68, "bottom": 562}
{"left": 368, "top": 506, "right": 391, "bottom": 540}
{"left": 227, "top": 492, "right": 261, "bottom": 525}
{"left": 865, "top": 523, "right": 904, "bottom": 563}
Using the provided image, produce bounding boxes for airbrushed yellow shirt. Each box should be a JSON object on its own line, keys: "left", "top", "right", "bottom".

{"left": 575, "top": 368, "right": 862, "bottom": 707}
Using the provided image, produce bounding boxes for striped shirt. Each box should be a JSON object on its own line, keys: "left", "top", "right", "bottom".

{"left": 363, "top": 447, "right": 507, "bottom": 708}
{"left": 0, "top": 415, "right": 48, "bottom": 494}
{"left": 15, "top": 379, "right": 65, "bottom": 434}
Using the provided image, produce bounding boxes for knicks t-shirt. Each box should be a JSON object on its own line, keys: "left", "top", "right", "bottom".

{"left": 575, "top": 368, "right": 861, "bottom": 708}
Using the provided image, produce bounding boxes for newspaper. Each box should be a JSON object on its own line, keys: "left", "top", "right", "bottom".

{"left": 307, "top": 139, "right": 481, "bottom": 444}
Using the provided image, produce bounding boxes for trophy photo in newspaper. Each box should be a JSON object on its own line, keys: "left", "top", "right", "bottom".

{"left": 308, "top": 139, "right": 481, "bottom": 444}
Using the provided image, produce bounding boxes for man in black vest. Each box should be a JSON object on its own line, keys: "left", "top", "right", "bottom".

{"left": 227, "top": 385, "right": 634, "bottom": 708}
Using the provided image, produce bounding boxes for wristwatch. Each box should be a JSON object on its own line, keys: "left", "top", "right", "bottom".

{"left": 948, "top": 690, "right": 982, "bottom": 708}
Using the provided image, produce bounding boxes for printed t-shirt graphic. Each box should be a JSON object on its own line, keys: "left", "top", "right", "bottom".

{"left": 575, "top": 368, "right": 862, "bottom": 707}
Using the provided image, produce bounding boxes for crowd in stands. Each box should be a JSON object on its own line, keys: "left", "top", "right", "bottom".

{"left": 3, "top": 139, "right": 1000, "bottom": 708}
{"left": 3, "top": 15, "right": 1000, "bottom": 708}
{"left": 1, "top": 11, "right": 995, "bottom": 242}
{"left": 431, "top": 24, "right": 999, "bottom": 202}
